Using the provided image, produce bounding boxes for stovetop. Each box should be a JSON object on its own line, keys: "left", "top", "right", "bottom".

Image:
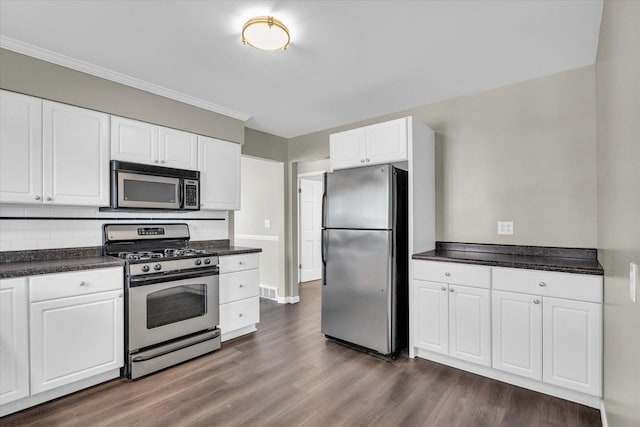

{"left": 118, "top": 248, "right": 213, "bottom": 261}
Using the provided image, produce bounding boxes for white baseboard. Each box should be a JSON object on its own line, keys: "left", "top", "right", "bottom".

{"left": 600, "top": 400, "right": 608, "bottom": 427}
{"left": 276, "top": 296, "right": 300, "bottom": 304}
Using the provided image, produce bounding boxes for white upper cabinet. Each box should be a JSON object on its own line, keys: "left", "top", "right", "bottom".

{"left": 158, "top": 127, "right": 198, "bottom": 170}
{"left": 330, "top": 117, "right": 408, "bottom": 170}
{"left": 0, "top": 90, "right": 43, "bottom": 204}
{"left": 198, "top": 136, "right": 241, "bottom": 211}
{"left": 43, "top": 101, "right": 110, "bottom": 206}
{"left": 111, "top": 116, "right": 158, "bottom": 165}
{"left": 111, "top": 116, "right": 198, "bottom": 170}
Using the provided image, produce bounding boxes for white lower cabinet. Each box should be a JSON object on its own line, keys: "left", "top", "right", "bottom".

{"left": 413, "top": 262, "right": 491, "bottom": 367}
{"left": 218, "top": 253, "right": 260, "bottom": 341}
{"left": 542, "top": 296, "right": 602, "bottom": 396}
{"left": 412, "top": 259, "right": 603, "bottom": 407}
{"left": 0, "top": 267, "right": 124, "bottom": 417}
{"left": 0, "top": 278, "right": 30, "bottom": 405}
{"left": 492, "top": 290, "right": 542, "bottom": 381}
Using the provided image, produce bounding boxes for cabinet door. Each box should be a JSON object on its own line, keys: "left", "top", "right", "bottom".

{"left": 492, "top": 290, "right": 542, "bottom": 380}
{"left": 198, "top": 136, "right": 241, "bottom": 210}
{"left": 543, "top": 297, "right": 602, "bottom": 396}
{"left": 365, "top": 118, "right": 407, "bottom": 165}
{"left": 0, "top": 278, "right": 29, "bottom": 405}
{"left": 449, "top": 284, "right": 491, "bottom": 366}
{"left": 0, "top": 90, "right": 43, "bottom": 204}
{"left": 42, "top": 101, "right": 109, "bottom": 206}
{"left": 329, "top": 128, "right": 366, "bottom": 170}
{"left": 30, "top": 290, "right": 124, "bottom": 394}
{"left": 111, "top": 115, "right": 158, "bottom": 165}
{"left": 414, "top": 280, "right": 449, "bottom": 354}
{"left": 158, "top": 126, "right": 198, "bottom": 170}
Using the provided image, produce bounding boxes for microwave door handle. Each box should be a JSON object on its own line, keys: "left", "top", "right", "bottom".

{"left": 179, "top": 179, "right": 184, "bottom": 209}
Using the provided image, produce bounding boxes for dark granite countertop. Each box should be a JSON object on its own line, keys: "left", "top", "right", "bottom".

{"left": 412, "top": 242, "right": 603, "bottom": 275}
{"left": 0, "top": 242, "right": 261, "bottom": 279}
{"left": 0, "top": 256, "right": 125, "bottom": 279}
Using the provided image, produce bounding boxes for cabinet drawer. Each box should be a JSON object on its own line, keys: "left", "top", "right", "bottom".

{"left": 219, "top": 269, "right": 259, "bottom": 304}
{"left": 219, "top": 253, "right": 259, "bottom": 273}
{"left": 219, "top": 297, "right": 259, "bottom": 333}
{"left": 413, "top": 261, "right": 490, "bottom": 289}
{"left": 30, "top": 267, "right": 123, "bottom": 302}
{"left": 492, "top": 268, "right": 602, "bottom": 303}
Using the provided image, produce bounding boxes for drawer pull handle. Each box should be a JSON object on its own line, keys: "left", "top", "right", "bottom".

{"left": 79, "top": 281, "right": 87, "bottom": 287}
{"left": 449, "top": 287, "right": 454, "bottom": 292}
{"left": 441, "top": 286, "right": 446, "bottom": 291}
{"left": 533, "top": 299, "right": 540, "bottom": 304}
{"left": 445, "top": 272, "right": 451, "bottom": 277}
{"left": 239, "top": 261, "right": 244, "bottom": 265}
{"left": 538, "top": 282, "right": 546, "bottom": 287}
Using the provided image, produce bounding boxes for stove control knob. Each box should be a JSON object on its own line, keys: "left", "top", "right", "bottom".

{"left": 154, "top": 264, "right": 162, "bottom": 271}
{"left": 204, "top": 258, "right": 211, "bottom": 265}
{"left": 141, "top": 265, "right": 150, "bottom": 273}
{"left": 195, "top": 259, "right": 202, "bottom": 266}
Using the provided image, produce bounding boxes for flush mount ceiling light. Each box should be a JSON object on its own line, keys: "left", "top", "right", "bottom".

{"left": 242, "top": 16, "right": 290, "bottom": 51}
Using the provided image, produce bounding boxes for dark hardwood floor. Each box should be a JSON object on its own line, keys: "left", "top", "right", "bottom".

{"left": 1, "top": 280, "right": 601, "bottom": 427}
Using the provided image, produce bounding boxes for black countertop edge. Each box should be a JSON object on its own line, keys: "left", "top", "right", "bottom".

{"left": 189, "top": 239, "right": 231, "bottom": 249}
{"left": 435, "top": 241, "right": 598, "bottom": 260}
{"left": 413, "top": 244, "right": 603, "bottom": 276}
{"left": 0, "top": 257, "right": 125, "bottom": 279}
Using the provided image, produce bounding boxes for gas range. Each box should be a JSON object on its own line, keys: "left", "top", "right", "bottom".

{"left": 102, "top": 223, "right": 221, "bottom": 379}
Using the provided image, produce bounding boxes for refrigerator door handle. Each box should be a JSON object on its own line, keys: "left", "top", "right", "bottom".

{"left": 322, "top": 191, "right": 327, "bottom": 228}
{"left": 321, "top": 229, "right": 327, "bottom": 267}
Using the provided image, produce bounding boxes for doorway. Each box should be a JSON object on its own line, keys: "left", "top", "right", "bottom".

{"left": 298, "top": 173, "right": 324, "bottom": 284}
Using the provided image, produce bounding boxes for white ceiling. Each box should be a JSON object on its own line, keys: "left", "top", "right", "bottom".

{"left": 0, "top": 0, "right": 603, "bottom": 139}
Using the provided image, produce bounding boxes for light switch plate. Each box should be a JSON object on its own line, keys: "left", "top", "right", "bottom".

{"left": 630, "top": 263, "right": 637, "bottom": 303}
{"left": 264, "top": 219, "right": 271, "bottom": 229}
{"left": 497, "top": 221, "right": 514, "bottom": 235}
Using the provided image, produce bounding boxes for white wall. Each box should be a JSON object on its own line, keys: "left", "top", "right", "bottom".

{"left": 234, "top": 156, "right": 285, "bottom": 298}
{"left": 0, "top": 205, "right": 228, "bottom": 251}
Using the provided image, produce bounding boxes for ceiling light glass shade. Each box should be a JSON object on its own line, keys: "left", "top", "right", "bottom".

{"left": 242, "top": 16, "right": 290, "bottom": 51}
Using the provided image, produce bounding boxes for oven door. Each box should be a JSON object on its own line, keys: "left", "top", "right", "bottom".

{"left": 118, "top": 171, "right": 181, "bottom": 210}
{"left": 128, "top": 272, "right": 219, "bottom": 351}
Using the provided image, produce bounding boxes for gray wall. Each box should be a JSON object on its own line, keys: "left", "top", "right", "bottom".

{"left": 595, "top": 1, "right": 640, "bottom": 425}
{"left": 243, "top": 128, "right": 287, "bottom": 162}
{"left": 0, "top": 49, "right": 244, "bottom": 143}
{"left": 289, "top": 66, "right": 598, "bottom": 248}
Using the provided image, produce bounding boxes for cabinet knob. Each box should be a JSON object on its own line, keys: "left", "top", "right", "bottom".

{"left": 154, "top": 160, "right": 159, "bottom": 164}
{"left": 445, "top": 272, "right": 451, "bottom": 277}
{"left": 533, "top": 299, "right": 540, "bottom": 304}
{"left": 366, "top": 158, "right": 370, "bottom": 162}
{"left": 238, "top": 313, "right": 244, "bottom": 318}
{"left": 160, "top": 160, "right": 165, "bottom": 164}
{"left": 79, "top": 281, "right": 87, "bottom": 287}
{"left": 441, "top": 286, "right": 446, "bottom": 291}
{"left": 360, "top": 159, "right": 365, "bottom": 163}
{"left": 538, "top": 282, "right": 546, "bottom": 287}
{"left": 239, "top": 261, "right": 244, "bottom": 265}
{"left": 46, "top": 196, "right": 52, "bottom": 201}
{"left": 34, "top": 195, "right": 41, "bottom": 200}
{"left": 118, "top": 293, "right": 123, "bottom": 298}
{"left": 449, "top": 287, "right": 454, "bottom": 292}
{"left": 239, "top": 284, "right": 244, "bottom": 288}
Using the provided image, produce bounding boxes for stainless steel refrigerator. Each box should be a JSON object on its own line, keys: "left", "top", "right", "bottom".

{"left": 321, "top": 164, "right": 408, "bottom": 355}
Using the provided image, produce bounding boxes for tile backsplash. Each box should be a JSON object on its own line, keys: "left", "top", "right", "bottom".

{"left": 0, "top": 205, "right": 228, "bottom": 251}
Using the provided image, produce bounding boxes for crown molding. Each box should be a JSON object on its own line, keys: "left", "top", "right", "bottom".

{"left": 0, "top": 35, "right": 251, "bottom": 122}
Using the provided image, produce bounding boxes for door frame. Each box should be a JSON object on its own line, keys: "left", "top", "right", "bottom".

{"left": 297, "top": 171, "right": 325, "bottom": 286}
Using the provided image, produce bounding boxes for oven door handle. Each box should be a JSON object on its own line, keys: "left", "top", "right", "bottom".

{"left": 129, "top": 267, "right": 218, "bottom": 287}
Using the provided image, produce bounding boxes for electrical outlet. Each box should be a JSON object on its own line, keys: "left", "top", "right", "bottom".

{"left": 630, "top": 263, "right": 637, "bottom": 303}
{"left": 264, "top": 219, "right": 271, "bottom": 229}
{"left": 497, "top": 221, "right": 514, "bottom": 235}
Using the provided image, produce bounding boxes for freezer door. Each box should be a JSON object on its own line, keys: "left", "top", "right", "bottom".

{"left": 324, "top": 165, "right": 392, "bottom": 229}
{"left": 322, "top": 229, "right": 393, "bottom": 354}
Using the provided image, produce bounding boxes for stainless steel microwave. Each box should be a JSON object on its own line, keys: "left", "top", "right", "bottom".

{"left": 109, "top": 161, "right": 200, "bottom": 211}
